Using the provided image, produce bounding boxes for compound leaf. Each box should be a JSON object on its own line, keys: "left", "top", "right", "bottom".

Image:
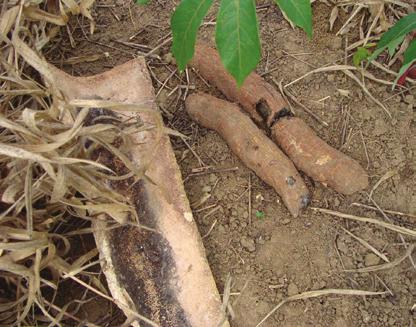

{"left": 216, "top": 0, "right": 261, "bottom": 86}
{"left": 395, "top": 39, "right": 416, "bottom": 86}
{"left": 274, "top": 0, "right": 312, "bottom": 38}
{"left": 369, "top": 12, "right": 416, "bottom": 61}
{"left": 171, "top": 0, "right": 214, "bottom": 71}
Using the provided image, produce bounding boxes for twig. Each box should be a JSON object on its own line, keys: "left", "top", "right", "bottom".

{"left": 368, "top": 198, "right": 416, "bottom": 270}
{"left": 202, "top": 219, "right": 218, "bottom": 239}
{"left": 334, "top": 235, "right": 346, "bottom": 270}
{"left": 350, "top": 203, "right": 416, "bottom": 219}
{"left": 341, "top": 226, "right": 389, "bottom": 263}
{"left": 342, "top": 70, "right": 391, "bottom": 118}
{"left": 248, "top": 173, "right": 252, "bottom": 226}
{"left": 145, "top": 36, "right": 172, "bottom": 57}
{"left": 273, "top": 78, "right": 295, "bottom": 114}
{"left": 185, "top": 166, "right": 239, "bottom": 179}
{"left": 156, "top": 68, "right": 177, "bottom": 97}
{"left": 359, "top": 130, "right": 370, "bottom": 170}
{"left": 180, "top": 137, "right": 205, "bottom": 167}
{"left": 275, "top": 79, "right": 329, "bottom": 126}
{"left": 311, "top": 207, "right": 416, "bottom": 238}
{"left": 369, "top": 169, "right": 397, "bottom": 199}
{"left": 256, "top": 288, "right": 386, "bottom": 326}
{"left": 345, "top": 244, "right": 415, "bottom": 273}
{"left": 375, "top": 275, "right": 394, "bottom": 296}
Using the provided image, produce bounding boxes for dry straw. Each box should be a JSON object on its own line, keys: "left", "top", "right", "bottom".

{"left": 0, "top": 1, "right": 157, "bottom": 325}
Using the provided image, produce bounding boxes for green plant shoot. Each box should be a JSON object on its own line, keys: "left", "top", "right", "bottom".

{"left": 353, "top": 47, "right": 371, "bottom": 67}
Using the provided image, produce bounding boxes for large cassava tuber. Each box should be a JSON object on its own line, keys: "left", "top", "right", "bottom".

{"left": 186, "top": 92, "right": 310, "bottom": 217}
{"left": 191, "top": 43, "right": 369, "bottom": 195}
{"left": 271, "top": 117, "right": 368, "bottom": 195}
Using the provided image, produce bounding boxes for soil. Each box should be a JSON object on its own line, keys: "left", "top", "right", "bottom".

{"left": 47, "top": 1, "right": 416, "bottom": 326}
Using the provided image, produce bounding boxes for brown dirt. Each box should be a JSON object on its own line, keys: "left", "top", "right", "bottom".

{"left": 46, "top": 1, "right": 416, "bottom": 326}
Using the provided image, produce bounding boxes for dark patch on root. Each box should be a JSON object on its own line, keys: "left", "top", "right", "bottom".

{"left": 108, "top": 180, "right": 190, "bottom": 327}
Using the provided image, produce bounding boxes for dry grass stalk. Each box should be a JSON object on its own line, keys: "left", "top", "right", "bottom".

{"left": 256, "top": 288, "right": 387, "bottom": 326}
{"left": 0, "top": 0, "right": 159, "bottom": 325}
{"left": 312, "top": 207, "right": 416, "bottom": 237}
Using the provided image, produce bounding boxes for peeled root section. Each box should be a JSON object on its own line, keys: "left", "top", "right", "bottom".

{"left": 185, "top": 92, "right": 310, "bottom": 217}
{"left": 49, "top": 60, "right": 228, "bottom": 326}
{"left": 271, "top": 117, "right": 368, "bottom": 195}
{"left": 191, "top": 43, "right": 369, "bottom": 194}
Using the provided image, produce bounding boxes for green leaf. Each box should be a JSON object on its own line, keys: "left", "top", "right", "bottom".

{"left": 274, "top": 0, "right": 313, "bottom": 38}
{"left": 353, "top": 47, "right": 370, "bottom": 67}
{"left": 136, "top": 0, "right": 150, "bottom": 5}
{"left": 216, "top": 0, "right": 261, "bottom": 86}
{"left": 369, "top": 12, "right": 416, "bottom": 61}
{"left": 171, "top": 0, "right": 214, "bottom": 71}
{"left": 256, "top": 210, "right": 265, "bottom": 219}
{"left": 394, "top": 39, "right": 416, "bottom": 86}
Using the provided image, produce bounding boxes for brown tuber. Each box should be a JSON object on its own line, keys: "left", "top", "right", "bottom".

{"left": 191, "top": 43, "right": 286, "bottom": 127}
{"left": 271, "top": 117, "right": 369, "bottom": 195}
{"left": 191, "top": 43, "right": 369, "bottom": 195}
{"left": 185, "top": 92, "right": 310, "bottom": 217}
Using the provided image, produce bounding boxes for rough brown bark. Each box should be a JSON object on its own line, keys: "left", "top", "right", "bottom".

{"left": 48, "top": 60, "right": 228, "bottom": 327}
{"left": 186, "top": 92, "right": 310, "bottom": 217}
{"left": 191, "top": 43, "right": 369, "bottom": 195}
{"left": 271, "top": 117, "right": 369, "bottom": 195}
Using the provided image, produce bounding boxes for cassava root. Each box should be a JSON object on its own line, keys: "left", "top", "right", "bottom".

{"left": 186, "top": 92, "right": 310, "bottom": 217}
{"left": 271, "top": 117, "right": 368, "bottom": 195}
{"left": 191, "top": 43, "right": 369, "bottom": 195}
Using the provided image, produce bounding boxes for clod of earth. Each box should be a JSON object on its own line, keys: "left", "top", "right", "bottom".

{"left": 190, "top": 43, "right": 369, "bottom": 195}
{"left": 185, "top": 92, "right": 310, "bottom": 217}
{"left": 48, "top": 60, "right": 228, "bottom": 327}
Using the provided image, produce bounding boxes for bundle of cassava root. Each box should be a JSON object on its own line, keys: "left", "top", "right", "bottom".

{"left": 185, "top": 43, "right": 369, "bottom": 217}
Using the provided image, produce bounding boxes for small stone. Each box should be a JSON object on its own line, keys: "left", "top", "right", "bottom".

{"left": 209, "top": 174, "right": 217, "bottom": 183}
{"left": 337, "top": 239, "right": 348, "bottom": 254}
{"left": 240, "top": 236, "right": 256, "bottom": 252}
{"left": 330, "top": 37, "right": 343, "bottom": 50}
{"left": 327, "top": 74, "right": 335, "bottom": 82}
{"left": 364, "top": 253, "right": 381, "bottom": 266}
{"left": 333, "top": 197, "right": 340, "bottom": 207}
{"left": 163, "top": 52, "right": 175, "bottom": 65}
{"left": 361, "top": 310, "right": 371, "bottom": 323}
{"left": 287, "top": 283, "right": 299, "bottom": 296}
{"left": 202, "top": 185, "right": 212, "bottom": 193}
{"left": 281, "top": 218, "right": 291, "bottom": 225}
{"left": 404, "top": 94, "right": 414, "bottom": 104}
{"left": 242, "top": 211, "right": 249, "bottom": 219}
{"left": 374, "top": 119, "right": 388, "bottom": 136}
{"left": 257, "top": 236, "right": 266, "bottom": 245}
{"left": 217, "top": 224, "right": 225, "bottom": 234}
